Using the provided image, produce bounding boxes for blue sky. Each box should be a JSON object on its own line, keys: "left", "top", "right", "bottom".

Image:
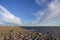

{"left": 0, "top": 0, "right": 60, "bottom": 26}
{"left": 0, "top": 0, "right": 41, "bottom": 24}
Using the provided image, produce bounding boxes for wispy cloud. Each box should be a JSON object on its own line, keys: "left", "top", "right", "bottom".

{"left": 36, "top": 0, "right": 47, "bottom": 5}
{"left": 0, "top": 5, "right": 22, "bottom": 26}
{"left": 31, "top": 0, "right": 60, "bottom": 26}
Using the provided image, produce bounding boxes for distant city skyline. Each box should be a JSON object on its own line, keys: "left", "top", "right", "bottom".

{"left": 0, "top": 0, "right": 60, "bottom": 26}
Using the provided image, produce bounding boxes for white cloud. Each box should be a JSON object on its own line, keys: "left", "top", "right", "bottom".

{"left": 0, "top": 5, "right": 22, "bottom": 25}
{"left": 31, "top": 0, "right": 60, "bottom": 26}
{"left": 0, "top": 21, "right": 5, "bottom": 25}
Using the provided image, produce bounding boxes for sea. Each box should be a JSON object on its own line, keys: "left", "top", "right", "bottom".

{"left": 21, "top": 26, "right": 60, "bottom": 38}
